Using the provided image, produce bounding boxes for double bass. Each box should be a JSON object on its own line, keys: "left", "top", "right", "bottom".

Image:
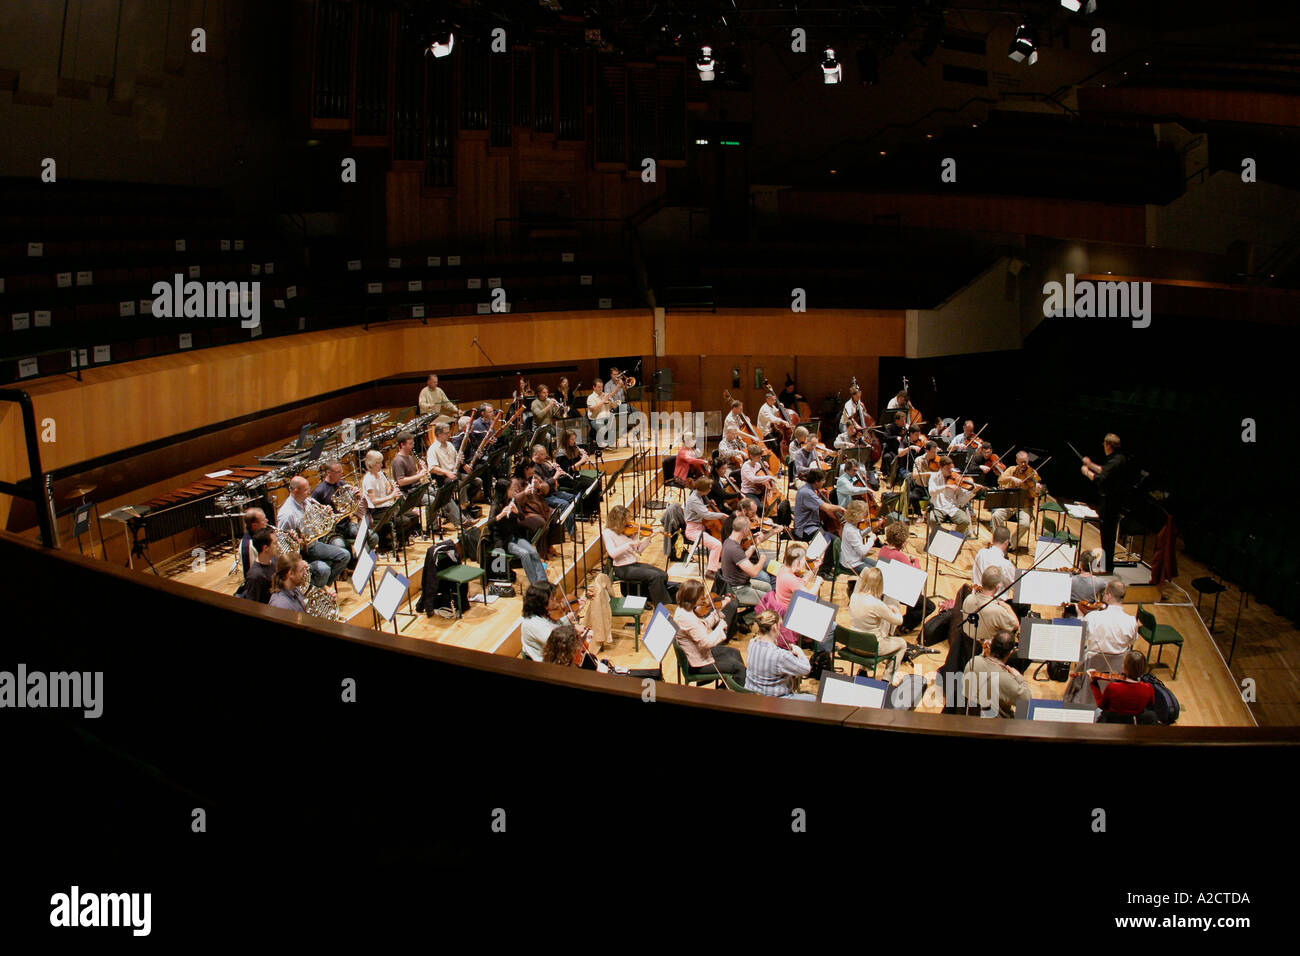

{"left": 761, "top": 378, "right": 798, "bottom": 459}
{"left": 722, "top": 389, "right": 781, "bottom": 476}
{"left": 844, "top": 377, "right": 882, "bottom": 463}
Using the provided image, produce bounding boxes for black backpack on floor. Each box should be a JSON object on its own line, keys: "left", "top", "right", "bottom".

{"left": 1140, "top": 672, "right": 1180, "bottom": 725}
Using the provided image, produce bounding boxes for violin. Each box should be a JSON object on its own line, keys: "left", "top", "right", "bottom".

{"left": 623, "top": 520, "right": 653, "bottom": 538}
{"left": 1069, "top": 669, "right": 1133, "bottom": 682}
{"left": 693, "top": 591, "right": 733, "bottom": 619}
{"left": 1076, "top": 599, "right": 1106, "bottom": 615}
{"left": 946, "top": 473, "right": 978, "bottom": 491}
{"left": 548, "top": 587, "right": 585, "bottom": 621}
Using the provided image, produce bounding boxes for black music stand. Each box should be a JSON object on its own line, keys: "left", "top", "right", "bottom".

{"left": 427, "top": 480, "right": 460, "bottom": 540}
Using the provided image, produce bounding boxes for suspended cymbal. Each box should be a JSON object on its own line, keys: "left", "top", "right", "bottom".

{"left": 67, "top": 484, "right": 98, "bottom": 499}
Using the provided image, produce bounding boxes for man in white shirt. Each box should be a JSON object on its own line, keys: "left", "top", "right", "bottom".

{"left": 756, "top": 393, "right": 785, "bottom": 458}
{"left": 971, "top": 527, "right": 1017, "bottom": 592}
{"left": 927, "top": 457, "right": 975, "bottom": 537}
{"left": 724, "top": 400, "right": 749, "bottom": 437}
{"left": 885, "top": 389, "right": 909, "bottom": 411}
{"left": 1083, "top": 580, "right": 1138, "bottom": 657}
{"left": 841, "top": 385, "right": 868, "bottom": 434}
{"left": 427, "top": 423, "right": 469, "bottom": 526}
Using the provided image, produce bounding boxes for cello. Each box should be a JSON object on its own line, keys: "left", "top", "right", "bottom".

{"left": 761, "top": 377, "right": 798, "bottom": 459}
{"left": 723, "top": 389, "right": 782, "bottom": 476}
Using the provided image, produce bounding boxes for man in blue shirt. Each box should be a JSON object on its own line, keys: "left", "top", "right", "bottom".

{"left": 792, "top": 470, "right": 844, "bottom": 542}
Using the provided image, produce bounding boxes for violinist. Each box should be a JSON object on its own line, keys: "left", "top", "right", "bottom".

{"left": 907, "top": 441, "right": 942, "bottom": 516}
{"left": 835, "top": 420, "right": 866, "bottom": 450}
{"left": 834, "top": 457, "right": 874, "bottom": 508}
{"left": 672, "top": 578, "right": 746, "bottom": 681}
{"left": 1089, "top": 651, "right": 1157, "bottom": 724}
{"left": 970, "top": 442, "right": 1002, "bottom": 489}
{"left": 971, "top": 527, "right": 1016, "bottom": 593}
{"left": 684, "top": 477, "right": 730, "bottom": 580}
{"left": 992, "top": 450, "right": 1041, "bottom": 549}
{"left": 961, "top": 629, "right": 1030, "bottom": 718}
{"left": 603, "top": 504, "right": 672, "bottom": 607}
{"left": 948, "top": 420, "right": 979, "bottom": 452}
{"left": 720, "top": 516, "right": 776, "bottom": 606}
{"left": 793, "top": 469, "right": 845, "bottom": 543}
{"left": 898, "top": 426, "right": 927, "bottom": 475}
{"left": 740, "top": 444, "right": 782, "bottom": 513}
{"left": 674, "top": 431, "right": 711, "bottom": 483}
{"left": 883, "top": 411, "right": 909, "bottom": 456}
{"left": 1070, "top": 548, "right": 1108, "bottom": 605}
{"left": 520, "top": 581, "right": 577, "bottom": 662}
{"left": 840, "top": 500, "right": 879, "bottom": 575}
{"left": 927, "top": 456, "right": 976, "bottom": 538}
{"left": 878, "top": 521, "right": 935, "bottom": 632}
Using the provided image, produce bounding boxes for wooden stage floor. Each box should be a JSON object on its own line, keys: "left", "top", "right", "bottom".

{"left": 159, "top": 439, "right": 1271, "bottom": 729}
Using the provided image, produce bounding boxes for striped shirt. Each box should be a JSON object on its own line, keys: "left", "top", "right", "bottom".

{"left": 744, "top": 638, "right": 811, "bottom": 697}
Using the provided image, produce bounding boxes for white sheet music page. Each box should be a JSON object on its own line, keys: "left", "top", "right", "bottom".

{"left": 373, "top": 570, "right": 409, "bottom": 622}
{"left": 1027, "top": 621, "right": 1083, "bottom": 662}
{"left": 877, "top": 558, "right": 925, "bottom": 607}
{"left": 642, "top": 605, "right": 678, "bottom": 662}
{"left": 820, "top": 677, "right": 887, "bottom": 708}
{"left": 1034, "top": 536, "right": 1076, "bottom": 571}
{"left": 1015, "top": 570, "right": 1072, "bottom": 606}
{"left": 927, "top": 529, "right": 964, "bottom": 563}
{"left": 350, "top": 549, "right": 376, "bottom": 596}
{"left": 784, "top": 590, "right": 834, "bottom": 640}
{"left": 804, "top": 531, "right": 829, "bottom": 563}
{"left": 1033, "top": 706, "right": 1096, "bottom": 724}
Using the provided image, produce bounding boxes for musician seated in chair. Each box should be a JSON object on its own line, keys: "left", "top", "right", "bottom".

{"left": 429, "top": 424, "right": 481, "bottom": 524}
{"left": 683, "top": 477, "right": 730, "bottom": 580}
{"left": 239, "top": 507, "right": 270, "bottom": 577}
{"left": 756, "top": 392, "right": 786, "bottom": 459}
{"left": 791, "top": 428, "right": 822, "bottom": 476}
{"left": 740, "top": 444, "right": 781, "bottom": 514}
{"left": 361, "top": 450, "right": 414, "bottom": 556}
{"left": 962, "top": 629, "right": 1031, "bottom": 718}
{"left": 277, "top": 476, "right": 349, "bottom": 594}
{"left": 672, "top": 578, "right": 746, "bottom": 681}
{"left": 792, "top": 469, "right": 844, "bottom": 543}
{"left": 1070, "top": 548, "right": 1109, "bottom": 604}
{"left": 1091, "top": 650, "right": 1157, "bottom": 724}
{"left": 839, "top": 501, "right": 879, "bottom": 575}
{"left": 926, "top": 457, "right": 976, "bottom": 538}
{"left": 555, "top": 429, "right": 601, "bottom": 517}
{"left": 992, "top": 450, "right": 1040, "bottom": 550}
{"left": 603, "top": 505, "right": 673, "bottom": 607}
{"left": 311, "top": 459, "right": 374, "bottom": 557}
{"left": 715, "top": 424, "right": 748, "bottom": 466}
{"left": 239, "top": 528, "right": 278, "bottom": 604}
{"left": 720, "top": 517, "right": 776, "bottom": 606}
{"left": 674, "top": 431, "right": 710, "bottom": 483}
{"left": 391, "top": 431, "right": 434, "bottom": 538}
{"left": 530, "top": 445, "right": 576, "bottom": 535}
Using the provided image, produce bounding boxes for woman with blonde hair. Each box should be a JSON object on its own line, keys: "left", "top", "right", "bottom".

{"left": 848, "top": 566, "right": 908, "bottom": 685}
{"left": 839, "top": 500, "right": 878, "bottom": 579}
{"left": 743, "top": 610, "right": 816, "bottom": 700}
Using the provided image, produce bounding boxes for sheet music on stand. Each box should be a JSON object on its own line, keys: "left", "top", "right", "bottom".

{"left": 1022, "top": 617, "right": 1087, "bottom": 663}
{"left": 1064, "top": 503, "right": 1099, "bottom": 520}
{"left": 1012, "top": 570, "right": 1072, "bottom": 606}
{"left": 373, "top": 568, "right": 410, "bottom": 622}
{"left": 642, "top": 604, "right": 680, "bottom": 663}
{"left": 926, "top": 526, "right": 965, "bottom": 564}
{"left": 1023, "top": 700, "right": 1097, "bottom": 723}
{"left": 782, "top": 589, "right": 837, "bottom": 643}
{"left": 817, "top": 672, "right": 887, "bottom": 708}
{"left": 1033, "top": 535, "right": 1075, "bottom": 571}
{"left": 876, "top": 558, "right": 925, "bottom": 607}
{"left": 352, "top": 513, "right": 371, "bottom": 559}
{"left": 351, "top": 548, "right": 377, "bottom": 596}
{"left": 804, "top": 531, "right": 829, "bottom": 563}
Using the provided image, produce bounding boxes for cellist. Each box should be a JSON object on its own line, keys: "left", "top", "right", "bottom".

{"left": 740, "top": 443, "right": 782, "bottom": 515}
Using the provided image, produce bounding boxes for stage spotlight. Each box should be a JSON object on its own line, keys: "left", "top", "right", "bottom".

{"left": 428, "top": 28, "right": 455, "bottom": 58}
{"left": 822, "top": 47, "right": 842, "bottom": 84}
{"left": 1060, "top": 1, "right": 1097, "bottom": 11}
{"left": 1008, "top": 25, "right": 1037, "bottom": 65}
{"left": 696, "top": 45, "right": 716, "bottom": 82}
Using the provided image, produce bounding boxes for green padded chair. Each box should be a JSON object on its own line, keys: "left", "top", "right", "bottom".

{"left": 609, "top": 593, "right": 647, "bottom": 652}
{"left": 823, "top": 537, "right": 855, "bottom": 602}
{"left": 721, "top": 672, "right": 755, "bottom": 694}
{"left": 1040, "top": 516, "right": 1080, "bottom": 546}
{"left": 1037, "top": 497, "right": 1066, "bottom": 539}
{"left": 672, "top": 641, "right": 725, "bottom": 687}
{"left": 436, "top": 562, "right": 487, "bottom": 619}
{"left": 832, "top": 624, "right": 896, "bottom": 682}
{"left": 1136, "top": 605, "right": 1184, "bottom": 680}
